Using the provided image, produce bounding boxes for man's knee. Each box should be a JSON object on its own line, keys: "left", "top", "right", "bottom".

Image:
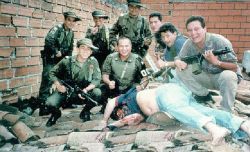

{"left": 92, "top": 88, "right": 102, "bottom": 98}
{"left": 219, "top": 70, "right": 237, "bottom": 83}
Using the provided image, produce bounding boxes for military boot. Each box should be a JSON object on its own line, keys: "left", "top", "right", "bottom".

{"left": 79, "top": 110, "right": 91, "bottom": 122}
{"left": 46, "top": 107, "right": 61, "bottom": 127}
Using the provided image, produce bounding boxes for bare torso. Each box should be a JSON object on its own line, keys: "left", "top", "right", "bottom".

{"left": 136, "top": 88, "right": 160, "bottom": 116}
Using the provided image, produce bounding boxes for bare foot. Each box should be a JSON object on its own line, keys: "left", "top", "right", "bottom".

{"left": 211, "top": 127, "right": 230, "bottom": 146}
{"left": 240, "top": 120, "right": 250, "bottom": 137}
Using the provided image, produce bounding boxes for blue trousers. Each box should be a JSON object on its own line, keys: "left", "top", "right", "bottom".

{"left": 156, "top": 83, "right": 247, "bottom": 139}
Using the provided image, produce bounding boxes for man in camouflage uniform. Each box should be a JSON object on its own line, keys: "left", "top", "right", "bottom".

{"left": 39, "top": 11, "right": 81, "bottom": 113}
{"left": 109, "top": 0, "right": 152, "bottom": 58}
{"left": 100, "top": 37, "right": 148, "bottom": 113}
{"left": 86, "top": 10, "right": 110, "bottom": 66}
{"left": 45, "top": 38, "right": 102, "bottom": 126}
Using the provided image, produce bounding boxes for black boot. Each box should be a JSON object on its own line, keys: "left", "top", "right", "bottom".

{"left": 46, "top": 107, "right": 61, "bottom": 127}
{"left": 79, "top": 110, "right": 91, "bottom": 122}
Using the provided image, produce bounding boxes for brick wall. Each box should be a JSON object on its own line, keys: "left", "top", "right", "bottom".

{"left": 141, "top": 0, "right": 250, "bottom": 60}
{"left": 0, "top": 0, "right": 124, "bottom": 102}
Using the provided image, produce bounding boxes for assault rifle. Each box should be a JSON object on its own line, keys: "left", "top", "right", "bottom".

{"left": 181, "top": 47, "right": 231, "bottom": 65}
{"left": 60, "top": 80, "right": 98, "bottom": 106}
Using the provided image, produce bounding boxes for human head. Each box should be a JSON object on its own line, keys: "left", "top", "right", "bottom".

{"left": 117, "top": 37, "right": 132, "bottom": 59}
{"left": 155, "top": 22, "right": 178, "bottom": 47}
{"left": 92, "top": 10, "right": 109, "bottom": 27}
{"left": 76, "top": 38, "right": 98, "bottom": 59}
{"left": 185, "top": 16, "right": 207, "bottom": 47}
{"left": 110, "top": 106, "right": 128, "bottom": 120}
{"left": 127, "top": 0, "right": 143, "bottom": 17}
{"left": 149, "top": 12, "right": 163, "bottom": 33}
{"left": 63, "top": 11, "right": 81, "bottom": 29}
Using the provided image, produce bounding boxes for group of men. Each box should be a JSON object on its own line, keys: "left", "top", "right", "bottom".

{"left": 35, "top": 0, "right": 250, "bottom": 145}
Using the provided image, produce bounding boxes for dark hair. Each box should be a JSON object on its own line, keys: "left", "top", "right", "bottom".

{"left": 186, "top": 16, "right": 206, "bottom": 29}
{"left": 149, "top": 12, "right": 162, "bottom": 21}
{"left": 117, "top": 36, "right": 132, "bottom": 45}
{"left": 155, "top": 22, "right": 178, "bottom": 47}
{"left": 110, "top": 106, "right": 122, "bottom": 120}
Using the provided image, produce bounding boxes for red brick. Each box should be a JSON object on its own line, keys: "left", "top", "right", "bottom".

{"left": 0, "top": 81, "right": 8, "bottom": 90}
{"left": 230, "top": 10, "right": 242, "bottom": 15}
{"left": 208, "top": 3, "right": 221, "bottom": 9}
{"left": 31, "top": 47, "right": 43, "bottom": 56}
{"left": 57, "top": 0, "right": 66, "bottom": 5}
{"left": 208, "top": 28, "right": 220, "bottom": 34}
{"left": 208, "top": 16, "right": 221, "bottom": 22}
{"left": 221, "top": 3, "right": 234, "bottom": 9}
{"left": 15, "top": 67, "right": 29, "bottom": 76}
{"left": 11, "top": 57, "right": 27, "bottom": 67}
{"left": 17, "top": 86, "right": 31, "bottom": 96}
{"left": 39, "top": 38, "right": 45, "bottom": 46}
{"left": 27, "top": 56, "right": 40, "bottom": 65}
{"left": 0, "top": 27, "right": 16, "bottom": 37}
{"left": 9, "top": 77, "right": 25, "bottom": 88}
{"left": 56, "top": 14, "right": 64, "bottom": 22}
{"left": 25, "top": 76, "right": 38, "bottom": 85}
{"left": 0, "top": 38, "right": 10, "bottom": 47}
{"left": 26, "top": 38, "right": 40, "bottom": 46}
{"left": 31, "top": 84, "right": 40, "bottom": 92}
{"left": 53, "top": 5, "right": 63, "bottom": 13}
{"left": 233, "top": 16, "right": 247, "bottom": 22}
{"left": 18, "top": 6, "right": 34, "bottom": 17}
{"left": 246, "top": 29, "right": 250, "bottom": 34}
{"left": 28, "top": 0, "right": 41, "bottom": 8}
{"left": 10, "top": 38, "right": 25, "bottom": 47}
{"left": 44, "top": 12, "right": 57, "bottom": 20}
{"left": 20, "top": 0, "right": 29, "bottom": 6}
{"left": 42, "top": 20, "right": 54, "bottom": 29}
{"left": 28, "top": 65, "right": 41, "bottom": 74}
{"left": 41, "top": 1, "right": 53, "bottom": 11}
{"left": 227, "top": 23, "right": 241, "bottom": 28}
{"left": 29, "top": 18, "right": 42, "bottom": 28}
{"left": 0, "top": 69, "right": 13, "bottom": 79}
{"left": 0, "top": 15, "right": 11, "bottom": 25}
{"left": 240, "top": 36, "right": 250, "bottom": 42}
{"left": 0, "top": 48, "right": 13, "bottom": 57}
{"left": 0, "top": 59, "right": 10, "bottom": 69}
{"left": 32, "top": 29, "right": 48, "bottom": 37}
{"left": 217, "top": 10, "right": 230, "bottom": 16}
{"left": 242, "top": 10, "right": 250, "bottom": 15}
{"left": 221, "top": 16, "right": 234, "bottom": 22}
{"left": 1, "top": 3, "right": 18, "bottom": 15}
{"left": 16, "top": 47, "right": 30, "bottom": 57}
{"left": 226, "top": 35, "right": 239, "bottom": 41}
{"left": 233, "top": 29, "right": 245, "bottom": 35}
{"left": 233, "top": 42, "right": 245, "bottom": 48}
{"left": 214, "top": 23, "right": 227, "bottom": 28}
{"left": 13, "top": 16, "right": 28, "bottom": 27}
{"left": 241, "top": 23, "right": 250, "bottom": 28}
{"left": 17, "top": 27, "right": 31, "bottom": 37}
{"left": 235, "top": 3, "right": 248, "bottom": 9}
{"left": 32, "top": 10, "right": 44, "bottom": 19}
{"left": 219, "top": 29, "right": 232, "bottom": 35}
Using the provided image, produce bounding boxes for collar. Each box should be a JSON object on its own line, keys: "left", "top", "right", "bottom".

{"left": 114, "top": 53, "right": 133, "bottom": 63}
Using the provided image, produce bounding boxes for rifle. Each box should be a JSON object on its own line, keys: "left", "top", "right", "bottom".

{"left": 181, "top": 47, "right": 231, "bottom": 65}
{"left": 59, "top": 80, "right": 98, "bottom": 106}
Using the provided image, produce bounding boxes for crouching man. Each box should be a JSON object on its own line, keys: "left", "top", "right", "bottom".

{"left": 45, "top": 38, "right": 102, "bottom": 127}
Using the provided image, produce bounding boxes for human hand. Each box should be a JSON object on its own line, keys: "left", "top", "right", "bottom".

{"left": 108, "top": 81, "right": 116, "bottom": 89}
{"left": 56, "top": 51, "right": 62, "bottom": 57}
{"left": 174, "top": 60, "right": 187, "bottom": 71}
{"left": 157, "top": 59, "right": 166, "bottom": 69}
{"left": 203, "top": 50, "right": 219, "bottom": 65}
{"left": 56, "top": 84, "right": 67, "bottom": 93}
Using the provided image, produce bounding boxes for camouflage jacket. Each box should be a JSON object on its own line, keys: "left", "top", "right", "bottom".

{"left": 109, "top": 14, "right": 152, "bottom": 52}
{"left": 102, "top": 52, "right": 144, "bottom": 91}
{"left": 44, "top": 24, "right": 74, "bottom": 63}
{"left": 85, "top": 25, "right": 110, "bottom": 55}
{"left": 49, "top": 56, "right": 101, "bottom": 88}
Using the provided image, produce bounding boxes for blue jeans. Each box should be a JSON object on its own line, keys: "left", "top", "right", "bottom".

{"left": 156, "top": 83, "right": 247, "bottom": 139}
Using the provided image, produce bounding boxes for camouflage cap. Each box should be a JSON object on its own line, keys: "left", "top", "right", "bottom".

{"left": 63, "top": 11, "right": 81, "bottom": 22}
{"left": 92, "top": 10, "right": 109, "bottom": 19}
{"left": 77, "top": 38, "right": 98, "bottom": 50}
{"left": 127, "top": 0, "right": 144, "bottom": 8}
